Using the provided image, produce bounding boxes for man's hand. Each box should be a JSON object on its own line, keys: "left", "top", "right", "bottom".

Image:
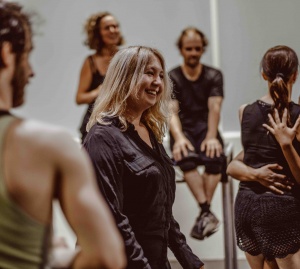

{"left": 255, "top": 163, "right": 293, "bottom": 194}
{"left": 172, "top": 136, "right": 194, "bottom": 161}
{"left": 200, "top": 137, "right": 222, "bottom": 158}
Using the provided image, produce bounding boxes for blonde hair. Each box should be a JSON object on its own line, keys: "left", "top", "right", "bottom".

{"left": 87, "top": 46, "right": 172, "bottom": 142}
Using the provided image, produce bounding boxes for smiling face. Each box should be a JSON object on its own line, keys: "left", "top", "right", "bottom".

{"left": 100, "top": 15, "right": 121, "bottom": 46}
{"left": 180, "top": 31, "right": 204, "bottom": 68}
{"left": 127, "top": 55, "right": 164, "bottom": 114}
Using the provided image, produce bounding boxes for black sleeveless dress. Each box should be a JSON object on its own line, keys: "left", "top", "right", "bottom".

{"left": 79, "top": 55, "right": 105, "bottom": 142}
{"left": 235, "top": 100, "right": 300, "bottom": 260}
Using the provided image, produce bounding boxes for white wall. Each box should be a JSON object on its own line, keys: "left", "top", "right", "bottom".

{"left": 13, "top": 0, "right": 212, "bottom": 138}
{"left": 219, "top": 0, "right": 300, "bottom": 132}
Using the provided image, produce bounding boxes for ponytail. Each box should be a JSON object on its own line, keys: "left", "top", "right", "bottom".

{"left": 260, "top": 45, "right": 299, "bottom": 127}
{"left": 269, "top": 74, "right": 291, "bottom": 126}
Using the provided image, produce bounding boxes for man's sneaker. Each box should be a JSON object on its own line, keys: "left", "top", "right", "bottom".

{"left": 190, "top": 212, "right": 220, "bottom": 240}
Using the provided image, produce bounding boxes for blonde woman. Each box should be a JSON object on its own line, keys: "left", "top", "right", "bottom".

{"left": 84, "top": 46, "right": 204, "bottom": 269}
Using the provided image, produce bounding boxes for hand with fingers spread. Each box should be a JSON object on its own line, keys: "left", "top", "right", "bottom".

{"left": 263, "top": 108, "right": 300, "bottom": 147}
{"left": 172, "top": 136, "right": 195, "bottom": 162}
{"left": 227, "top": 151, "right": 293, "bottom": 195}
{"left": 200, "top": 137, "right": 223, "bottom": 158}
{"left": 255, "top": 163, "right": 293, "bottom": 194}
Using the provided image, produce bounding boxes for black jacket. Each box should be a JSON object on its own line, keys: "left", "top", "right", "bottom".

{"left": 83, "top": 118, "right": 203, "bottom": 269}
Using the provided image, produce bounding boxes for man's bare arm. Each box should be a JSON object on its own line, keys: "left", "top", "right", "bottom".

{"left": 200, "top": 96, "right": 223, "bottom": 158}
{"left": 169, "top": 100, "right": 194, "bottom": 161}
{"left": 227, "top": 151, "right": 292, "bottom": 194}
{"left": 48, "top": 130, "right": 126, "bottom": 269}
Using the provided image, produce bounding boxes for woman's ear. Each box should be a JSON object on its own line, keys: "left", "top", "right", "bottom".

{"left": 261, "top": 72, "right": 268, "bottom": 81}
{"left": 1, "top": 42, "right": 15, "bottom": 68}
{"left": 292, "top": 71, "right": 298, "bottom": 83}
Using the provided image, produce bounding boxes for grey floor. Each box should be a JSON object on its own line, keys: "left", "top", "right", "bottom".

{"left": 170, "top": 259, "right": 250, "bottom": 269}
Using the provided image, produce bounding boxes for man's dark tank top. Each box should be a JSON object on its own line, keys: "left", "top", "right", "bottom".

{"left": 240, "top": 100, "right": 300, "bottom": 194}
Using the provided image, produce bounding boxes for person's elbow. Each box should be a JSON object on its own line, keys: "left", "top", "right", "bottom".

{"left": 95, "top": 236, "right": 127, "bottom": 269}
{"left": 226, "top": 161, "right": 234, "bottom": 177}
{"left": 75, "top": 247, "right": 127, "bottom": 269}
{"left": 75, "top": 94, "right": 84, "bottom": 105}
{"left": 74, "top": 235, "right": 126, "bottom": 269}
{"left": 101, "top": 244, "right": 127, "bottom": 269}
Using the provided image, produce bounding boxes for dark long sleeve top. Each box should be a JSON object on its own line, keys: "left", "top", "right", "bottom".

{"left": 83, "top": 117, "right": 203, "bottom": 269}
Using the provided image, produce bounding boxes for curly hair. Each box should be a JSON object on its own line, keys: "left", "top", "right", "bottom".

{"left": 260, "top": 45, "right": 299, "bottom": 126}
{"left": 87, "top": 46, "right": 172, "bottom": 143}
{"left": 84, "top": 11, "right": 124, "bottom": 53}
{"left": 0, "top": 0, "right": 31, "bottom": 68}
{"left": 176, "top": 27, "right": 208, "bottom": 52}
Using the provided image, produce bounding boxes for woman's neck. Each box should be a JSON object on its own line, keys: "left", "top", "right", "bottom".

{"left": 98, "top": 45, "right": 118, "bottom": 57}
{"left": 124, "top": 110, "right": 143, "bottom": 128}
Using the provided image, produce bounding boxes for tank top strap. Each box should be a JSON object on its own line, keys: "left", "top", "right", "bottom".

{"left": 88, "top": 55, "right": 98, "bottom": 75}
{"left": 0, "top": 115, "right": 17, "bottom": 197}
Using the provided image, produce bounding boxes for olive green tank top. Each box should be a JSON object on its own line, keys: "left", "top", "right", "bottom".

{"left": 0, "top": 114, "right": 49, "bottom": 269}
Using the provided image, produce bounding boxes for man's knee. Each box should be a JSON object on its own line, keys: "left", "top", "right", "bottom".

{"left": 177, "top": 159, "right": 198, "bottom": 172}
{"left": 175, "top": 151, "right": 199, "bottom": 172}
{"left": 205, "top": 164, "right": 222, "bottom": 174}
{"left": 204, "top": 154, "right": 226, "bottom": 175}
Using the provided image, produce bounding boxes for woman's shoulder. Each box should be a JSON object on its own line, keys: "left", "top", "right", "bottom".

{"left": 239, "top": 100, "right": 265, "bottom": 123}
{"left": 290, "top": 101, "right": 300, "bottom": 110}
{"left": 90, "top": 119, "right": 121, "bottom": 136}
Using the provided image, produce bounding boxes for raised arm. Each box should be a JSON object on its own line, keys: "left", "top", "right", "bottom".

{"left": 263, "top": 108, "right": 300, "bottom": 184}
{"left": 75, "top": 57, "right": 100, "bottom": 105}
{"left": 169, "top": 99, "right": 194, "bottom": 161}
{"left": 50, "top": 130, "right": 126, "bottom": 269}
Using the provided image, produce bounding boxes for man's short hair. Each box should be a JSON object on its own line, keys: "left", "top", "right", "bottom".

{"left": 176, "top": 27, "right": 208, "bottom": 52}
{"left": 0, "top": 1, "right": 31, "bottom": 67}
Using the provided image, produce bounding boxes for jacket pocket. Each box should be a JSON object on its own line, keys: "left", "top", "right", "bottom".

{"left": 124, "top": 156, "right": 155, "bottom": 173}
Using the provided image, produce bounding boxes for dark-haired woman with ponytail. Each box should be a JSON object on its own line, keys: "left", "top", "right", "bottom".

{"left": 227, "top": 45, "right": 300, "bottom": 269}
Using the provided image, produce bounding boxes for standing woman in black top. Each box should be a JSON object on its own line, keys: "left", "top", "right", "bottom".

{"left": 227, "top": 45, "right": 300, "bottom": 269}
{"left": 83, "top": 46, "right": 204, "bottom": 269}
{"left": 75, "top": 11, "right": 124, "bottom": 142}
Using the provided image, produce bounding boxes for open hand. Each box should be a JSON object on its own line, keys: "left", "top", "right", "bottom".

{"left": 172, "top": 136, "right": 195, "bottom": 161}
{"left": 200, "top": 137, "right": 222, "bottom": 158}
{"left": 263, "top": 108, "right": 300, "bottom": 147}
{"left": 256, "top": 163, "right": 293, "bottom": 194}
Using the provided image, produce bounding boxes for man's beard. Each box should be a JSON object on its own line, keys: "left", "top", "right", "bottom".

{"left": 186, "top": 57, "right": 200, "bottom": 69}
{"left": 11, "top": 61, "right": 26, "bottom": 108}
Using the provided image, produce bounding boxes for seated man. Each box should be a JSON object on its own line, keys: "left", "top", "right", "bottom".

{"left": 0, "top": 1, "right": 126, "bottom": 268}
{"left": 169, "top": 27, "right": 225, "bottom": 240}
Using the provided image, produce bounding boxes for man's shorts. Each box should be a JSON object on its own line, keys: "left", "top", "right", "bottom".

{"left": 169, "top": 129, "right": 226, "bottom": 174}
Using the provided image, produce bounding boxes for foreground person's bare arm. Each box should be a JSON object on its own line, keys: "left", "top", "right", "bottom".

{"left": 49, "top": 130, "right": 126, "bottom": 269}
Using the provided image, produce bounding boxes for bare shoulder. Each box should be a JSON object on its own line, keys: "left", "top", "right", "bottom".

{"left": 13, "top": 119, "right": 80, "bottom": 158}
{"left": 238, "top": 104, "right": 248, "bottom": 123}
{"left": 170, "top": 99, "right": 179, "bottom": 113}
